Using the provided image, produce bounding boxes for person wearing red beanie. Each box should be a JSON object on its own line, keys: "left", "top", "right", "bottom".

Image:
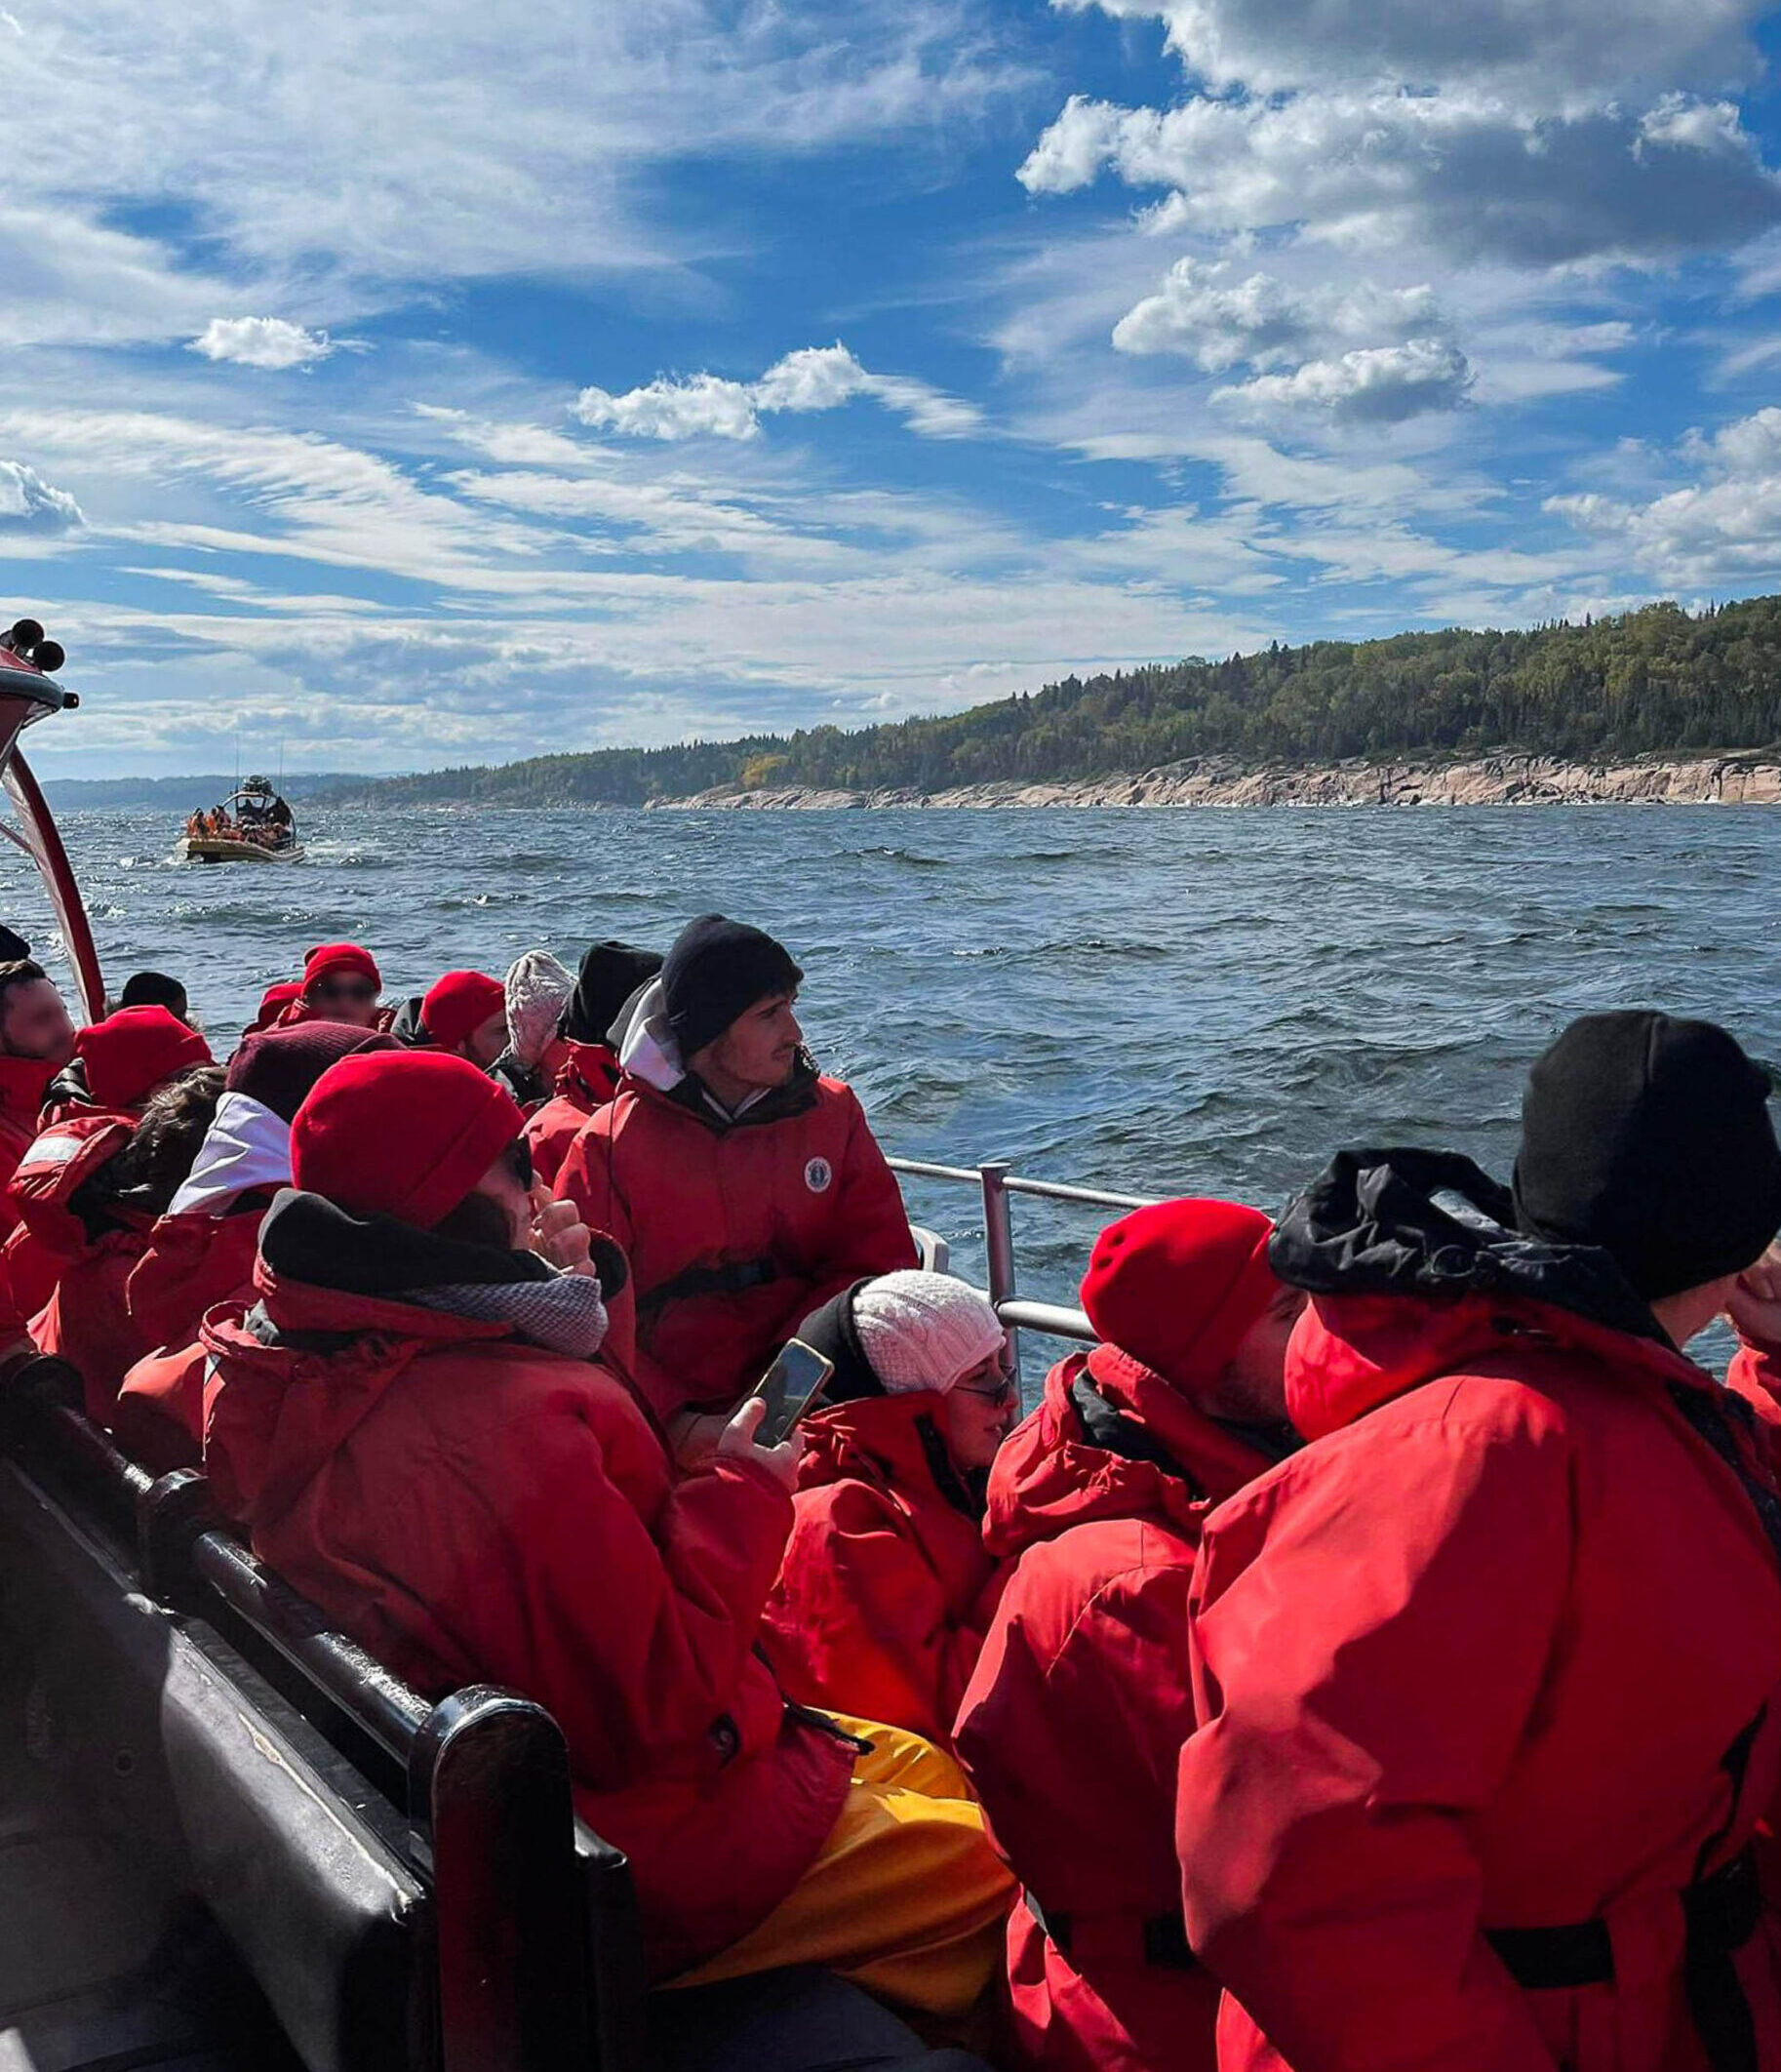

{"left": 952, "top": 1198, "right": 1303, "bottom": 2072}
{"left": 277, "top": 943, "right": 392, "bottom": 1032}
{"left": 73, "top": 1005, "right": 214, "bottom": 1115}
{"left": 115, "top": 1022, "right": 397, "bottom": 1471}
{"left": 420, "top": 971, "right": 507, "bottom": 1069}
{"left": 244, "top": 981, "right": 302, "bottom": 1039}
{"left": 203, "top": 1049, "right": 1012, "bottom": 2016}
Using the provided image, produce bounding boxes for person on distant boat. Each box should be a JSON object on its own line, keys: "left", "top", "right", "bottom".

{"left": 12, "top": 1064, "right": 223, "bottom": 1418}
{"left": 554, "top": 915, "right": 916, "bottom": 1429}
{"left": 760, "top": 1271, "right": 1012, "bottom": 1748}
{"left": 116, "top": 1021, "right": 396, "bottom": 1470}
{"left": 1175, "top": 1012, "right": 1781, "bottom": 2072}
{"left": 952, "top": 1200, "right": 1303, "bottom": 2072}
{"left": 419, "top": 970, "right": 508, "bottom": 1068}
{"left": 202, "top": 1052, "right": 1013, "bottom": 2015}
{"left": 277, "top": 943, "right": 394, "bottom": 1032}
{"left": 118, "top": 971, "right": 191, "bottom": 1026}
{"left": 527, "top": 940, "right": 662, "bottom": 1184}
{"left": 0, "top": 959, "right": 75, "bottom": 1234}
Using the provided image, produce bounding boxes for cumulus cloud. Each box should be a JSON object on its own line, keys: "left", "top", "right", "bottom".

{"left": 0, "top": 458, "right": 83, "bottom": 533}
{"left": 1113, "top": 260, "right": 1444, "bottom": 370}
{"left": 188, "top": 317, "right": 337, "bottom": 369}
{"left": 574, "top": 343, "right": 980, "bottom": 441}
{"left": 1215, "top": 339, "right": 1474, "bottom": 422}
{"left": 1019, "top": 90, "right": 1781, "bottom": 268}
{"left": 1049, "top": 0, "right": 1767, "bottom": 102}
{"left": 1546, "top": 406, "right": 1781, "bottom": 584}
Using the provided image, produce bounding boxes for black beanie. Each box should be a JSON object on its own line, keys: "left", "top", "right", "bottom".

{"left": 1513, "top": 1010, "right": 1781, "bottom": 1300}
{"left": 562, "top": 941, "right": 663, "bottom": 1046}
{"left": 662, "top": 915, "right": 803, "bottom": 1061}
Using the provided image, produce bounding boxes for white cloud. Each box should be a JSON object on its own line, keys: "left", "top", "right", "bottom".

{"left": 1546, "top": 406, "right": 1781, "bottom": 584}
{"left": 1019, "top": 90, "right": 1781, "bottom": 268}
{"left": 0, "top": 0, "right": 1024, "bottom": 318}
{"left": 1113, "top": 259, "right": 1445, "bottom": 371}
{"left": 1049, "top": 0, "right": 1767, "bottom": 102}
{"left": 574, "top": 343, "right": 980, "bottom": 442}
{"left": 188, "top": 317, "right": 337, "bottom": 370}
{"left": 0, "top": 459, "right": 83, "bottom": 533}
{"left": 1214, "top": 339, "right": 1474, "bottom": 422}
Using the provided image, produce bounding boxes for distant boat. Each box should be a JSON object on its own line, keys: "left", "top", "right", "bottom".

{"left": 177, "top": 775, "right": 304, "bottom": 863}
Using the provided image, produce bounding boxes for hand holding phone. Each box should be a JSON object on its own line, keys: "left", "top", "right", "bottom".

{"left": 746, "top": 1338, "right": 834, "bottom": 1447}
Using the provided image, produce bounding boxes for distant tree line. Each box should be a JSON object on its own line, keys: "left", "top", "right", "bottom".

{"left": 339, "top": 596, "right": 1781, "bottom": 806}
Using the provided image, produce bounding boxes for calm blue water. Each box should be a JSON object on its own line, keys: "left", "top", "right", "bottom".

{"left": 6, "top": 804, "right": 1777, "bottom": 1353}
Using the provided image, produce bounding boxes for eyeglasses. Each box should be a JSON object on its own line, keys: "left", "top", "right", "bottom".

{"left": 955, "top": 1373, "right": 1018, "bottom": 1409}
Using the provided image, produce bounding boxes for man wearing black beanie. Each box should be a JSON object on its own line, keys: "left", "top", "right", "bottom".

{"left": 555, "top": 915, "right": 915, "bottom": 1427}
{"left": 1174, "top": 1010, "right": 1781, "bottom": 2072}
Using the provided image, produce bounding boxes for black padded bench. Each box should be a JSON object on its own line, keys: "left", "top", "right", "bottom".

{"left": 0, "top": 1358, "right": 991, "bottom": 2072}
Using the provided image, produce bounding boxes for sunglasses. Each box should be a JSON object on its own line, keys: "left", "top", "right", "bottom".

{"left": 955, "top": 1372, "right": 1018, "bottom": 1408}
{"left": 312, "top": 979, "right": 377, "bottom": 1004}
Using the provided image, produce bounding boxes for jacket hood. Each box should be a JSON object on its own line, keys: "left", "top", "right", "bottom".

{"left": 984, "top": 1343, "right": 1278, "bottom": 1559}
{"left": 203, "top": 1192, "right": 545, "bottom": 1530}
{"left": 1272, "top": 1147, "right": 1690, "bottom": 1442}
{"left": 615, "top": 977, "right": 686, "bottom": 1092}
{"left": 796, "top": 1389, "right": 981, "bottom": 1522}
{"left": 168, "top": 1093, "right": 291, "bottom": 1216}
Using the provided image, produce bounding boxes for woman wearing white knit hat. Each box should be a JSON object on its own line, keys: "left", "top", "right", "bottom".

{"left": 760, "top": 1269, "right": 1016, "bottom": 1749}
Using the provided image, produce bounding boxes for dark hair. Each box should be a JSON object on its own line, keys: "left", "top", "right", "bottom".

{"left": 0, "top": 958, "right": 48, "bottom": 1016}
{"left": 430, "top": 1136, "right": 533, "bottom": 1251}
{"left": 72, "top": 1065, "right": 227, "bottom": 1235}
{"left": 119, "top": 971, "right": 189, "bottom": 1019}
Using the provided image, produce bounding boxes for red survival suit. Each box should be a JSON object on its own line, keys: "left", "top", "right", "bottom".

{"left": 1178, "top": 1150, "right": 1781, "bottom": 2072}
{"left": 526, "top": 1040, "right": 623, "bottom": 1188}
{"left": 762, "top": 1387, "right": 1003, "bottom": 1747}
{"left": 0, "top": 1054, "right": 55, "bottom": 1240}
{"left": 202, "top": 1190, "right": 855, "bottom": 1980}
{"left": 954, "top": 1345, "right": 1278, "bottom": 2072}
{"left": 8, "top": 1115, "right": 157, "bottom": 1419}
{"left": 555, "top": 1048, "right": 915, "bottom": 1421}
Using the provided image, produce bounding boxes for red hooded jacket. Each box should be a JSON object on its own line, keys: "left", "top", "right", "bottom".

{"left": 554, "top": 1060, "right": 915, "bottom": 1419}
{"left": 526, "top": 1041, "right": 624, "bottom": 1187}
{"left": 954, "top": 1346, "right": 1277, "bottom": 2072}
{"left": 760, "top": 1390, "right": 1002, "bottom": 1746}
{"left": 114, "top": 1205, "right": 268, "bottom": 1468}
{"left": 201, "top": 1249, "right": 855, "bottom": 1979}
{"left": 7, "top": 1115, "right": 157, "bottom": 1417}
{"left": 0, "top": 1052, "right": 54, "bottom": 1229}
{"left": 1178, "top": 1151, "right": 1781, "bottom": 2072}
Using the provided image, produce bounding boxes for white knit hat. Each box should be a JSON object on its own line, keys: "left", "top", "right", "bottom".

{"left": 851, "top": 1271, "right": 1006, "bottom": 1395}
{"left": 504, "top": 950, "right": 574, "bottom": 1066}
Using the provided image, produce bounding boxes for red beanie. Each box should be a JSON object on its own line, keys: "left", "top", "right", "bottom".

{"left": 247, "top": 981, "right": 303, "bottom": 1036}
{"left": 301, "top": 942, "right": 381, "bottom": 993}
{"left": 76, "top": 1006, "right": 214, "bottom": 1111}
{"left": 291, "top": 1051, "right": 524, "bottom": 1228}
{"left": 1080, "top": 1198, "right": 1280, "bottom": 1394}
{"left": 422, "top": 971, "right": 506, "bottom": 1051}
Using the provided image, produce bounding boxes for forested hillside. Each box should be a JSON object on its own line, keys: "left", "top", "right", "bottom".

{"left": 338, "top": 596, "right": 1781, "bottom": 805}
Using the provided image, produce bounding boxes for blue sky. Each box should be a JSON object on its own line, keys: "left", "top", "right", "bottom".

{"left": 7, "top": 0, "right": 1781, "bottom": 776}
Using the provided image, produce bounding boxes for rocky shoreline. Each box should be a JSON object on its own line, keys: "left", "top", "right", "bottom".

{"left": 654, "top": 752, "right": 1781, "bottom": 811}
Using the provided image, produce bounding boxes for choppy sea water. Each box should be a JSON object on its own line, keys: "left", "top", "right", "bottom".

{"left": 7, "top": 804, "right": 1777, "bottom": 1368}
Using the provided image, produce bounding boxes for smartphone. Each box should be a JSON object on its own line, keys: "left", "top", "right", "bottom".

{"left": 748, "top": 1338, "right": 834, "bottom": 1447}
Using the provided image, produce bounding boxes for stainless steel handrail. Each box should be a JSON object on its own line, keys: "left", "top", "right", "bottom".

{"left": 887, "top": 1154, "right": 1164, "bottom": 1381}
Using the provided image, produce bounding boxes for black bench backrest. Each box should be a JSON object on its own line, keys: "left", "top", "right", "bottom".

{"left": 0, "top": 1455, "right": 432, "bottom": 2072}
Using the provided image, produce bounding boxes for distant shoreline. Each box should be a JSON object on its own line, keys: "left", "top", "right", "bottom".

{"left": 650, "top": 753, "right": 1781, "bottom": 812}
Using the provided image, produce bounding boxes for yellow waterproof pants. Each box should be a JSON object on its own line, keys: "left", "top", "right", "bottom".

{"left": 669, "top": 1715, "right": 1015, "bottom": 2019}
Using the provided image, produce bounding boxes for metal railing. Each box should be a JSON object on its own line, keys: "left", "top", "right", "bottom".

{"left": 888, "top": 1156, "right": 1162, "bottom": 1383}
